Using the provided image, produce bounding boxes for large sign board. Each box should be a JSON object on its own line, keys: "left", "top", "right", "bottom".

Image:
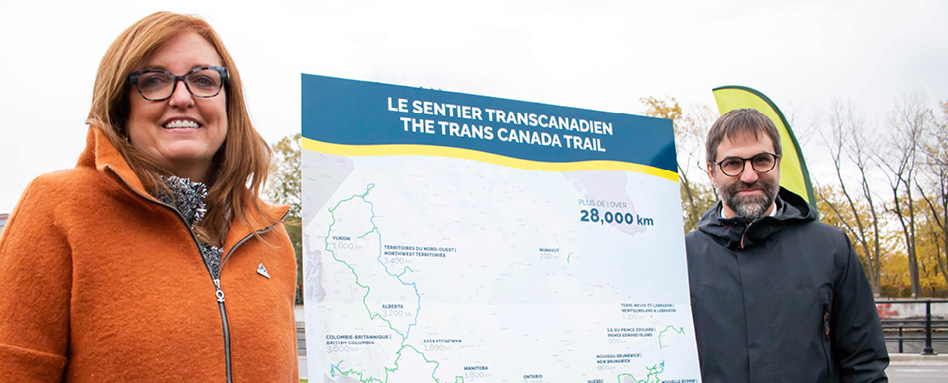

{"left": 302, "top": 74, "right": 701, "bottom": 382}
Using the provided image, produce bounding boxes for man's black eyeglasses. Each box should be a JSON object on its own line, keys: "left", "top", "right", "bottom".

{"left": 714, "top": 152, "right": 781, "bottom": 176}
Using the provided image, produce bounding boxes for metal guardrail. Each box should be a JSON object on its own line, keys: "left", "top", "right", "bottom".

{"left": 877, "top": 299, "right": 948, "bottom": 355}
{"left": 297, "top": 321, "right": 307, "bottom": 356}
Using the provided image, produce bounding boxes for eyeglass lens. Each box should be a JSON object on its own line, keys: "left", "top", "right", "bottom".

{"left": 135, "top": 68, "right": 223, "bottom": 101}
{"left": 720, "top": 153, "right": 777, "bottom": 176}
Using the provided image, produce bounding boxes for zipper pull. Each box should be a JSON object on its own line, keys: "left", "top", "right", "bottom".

{"left": 214, "top": 279, "right": 225, "bottom": 303}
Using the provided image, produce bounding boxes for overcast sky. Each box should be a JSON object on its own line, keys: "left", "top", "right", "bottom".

{"left": 1, "top": 0, "right": 945, "bottom": 213}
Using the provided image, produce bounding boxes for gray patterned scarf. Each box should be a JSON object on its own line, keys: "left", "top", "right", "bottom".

{"left": 155, "top": 175, "right": 223, "bottom": 279}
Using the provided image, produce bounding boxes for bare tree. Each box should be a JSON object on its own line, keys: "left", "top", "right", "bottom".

{"left": 916, "top": 101, "right": 948, "bottom": 289}
{"left": 818, "top": 101, "right": 883, "bottom": 295}
{"left": 878, "top": 94, "right": 928, "bottom": 298}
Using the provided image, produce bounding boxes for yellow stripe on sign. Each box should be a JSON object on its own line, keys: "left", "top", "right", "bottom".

{"left": 302, "top": 137, "right": 680, "bottom": 182}
{"left": 712, "top": 86, "right": 815, "bottom": 205}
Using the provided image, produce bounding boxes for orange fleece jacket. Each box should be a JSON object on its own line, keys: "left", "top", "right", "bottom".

{"left": 0, "top": 127, "right": 298, "bottom": 382}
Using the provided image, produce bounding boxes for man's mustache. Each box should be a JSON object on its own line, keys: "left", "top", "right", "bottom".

{"left": 734, "top": 181, "right": 763, "bottom": 191}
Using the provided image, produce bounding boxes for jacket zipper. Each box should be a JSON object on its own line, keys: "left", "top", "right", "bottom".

{"left": 821, "top": 303, "right": 832, "bottom": 382}
{"left": 214, "top": 278, "right": 232, "bottom": 382}
{"left": 106, "top": 166, "right": 285, "bottom": 383}
{"left": 740, "top": 221, "right": 754, "bottom": 249}
{"left": 213, "top": 217, "right": 286, "bottom": 382}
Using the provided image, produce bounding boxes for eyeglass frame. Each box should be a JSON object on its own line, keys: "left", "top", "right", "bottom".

{"left": 712, "top": 152, "right": 781, "bottom": 177}
{"left": 127, "top": 66, "right": 229, "bottom": 101}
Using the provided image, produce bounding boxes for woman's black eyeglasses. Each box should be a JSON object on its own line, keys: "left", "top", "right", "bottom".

{"left": 128, "top": 66, "right": 228, "bottom": 101}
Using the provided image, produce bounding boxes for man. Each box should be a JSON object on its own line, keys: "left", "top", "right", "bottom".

{"left": 686, "top": 109, "right": 888, "bottom": 382}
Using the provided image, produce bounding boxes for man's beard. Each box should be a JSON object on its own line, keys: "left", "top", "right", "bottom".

{"left": 718, "top": 178, "right": 779, "bottom": 220}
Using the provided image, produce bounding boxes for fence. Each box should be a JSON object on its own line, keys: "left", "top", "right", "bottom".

{"left": 876, "top": 299, "right": 948, "bottom": 354}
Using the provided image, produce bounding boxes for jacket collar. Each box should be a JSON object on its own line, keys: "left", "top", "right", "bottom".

{"left": 697, "top": 187, "right": 816, "bottom": 249}
{"left": 79, "top": 126, "right": 149, "bottom": 195}
{"left": 78, "top": 127, "right": 289, "bottom": 247}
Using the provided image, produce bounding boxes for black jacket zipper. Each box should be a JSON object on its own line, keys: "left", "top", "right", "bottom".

{"left": 822, "top": 303, "right": 833, "bottom": 382}
{"left": 107, "top": 166, "right": 285, "bottom": 383}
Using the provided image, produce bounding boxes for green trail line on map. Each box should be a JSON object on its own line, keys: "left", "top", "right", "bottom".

{"left": 389, "top": 345, "right": 464, "bottom": 383}
{"left": 614, "top": 325, "right": 680, "bottom": 383}
{"left": 396, "top": 266, "right": 414, "bottom": 278}
{"left": 358, "top": 227, "right": 377, "bottom": 239}
{"left": 332, "top": 342, "right": 465, "bottom": 383}
{"left": 330, "top": 360, "right": 380, "bottom": 383}
{"left": 324, "top": 184, "right": 461, "bottom": 383}
{"left": 616, "top": 361, "right": 664, "bottom": 383}
{"left": 658, "top": 325, "right": 685, "bottom": 349}
{"left": 323, "top": 186, "right": 406, "bottom": 339}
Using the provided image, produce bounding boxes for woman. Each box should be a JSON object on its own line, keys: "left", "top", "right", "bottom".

{"left": 0, "top": 12, "right": 298, "bottom": 382}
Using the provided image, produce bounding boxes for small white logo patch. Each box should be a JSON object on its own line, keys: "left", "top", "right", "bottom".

{"left": 257, "top": 263, "right": 271, "bottom": 279}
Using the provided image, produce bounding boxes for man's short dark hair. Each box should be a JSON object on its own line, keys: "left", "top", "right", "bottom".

{"left": 706, "top": 109, "right": 782, "bottom": 164}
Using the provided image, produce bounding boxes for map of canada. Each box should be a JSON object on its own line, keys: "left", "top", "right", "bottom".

{"left": 303, "top": 153, "right": 701, "bottom": 383}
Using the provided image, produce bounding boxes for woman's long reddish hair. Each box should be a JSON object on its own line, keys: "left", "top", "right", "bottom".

{"left": 87, "top": 11, "right": 272, "bottom": 246}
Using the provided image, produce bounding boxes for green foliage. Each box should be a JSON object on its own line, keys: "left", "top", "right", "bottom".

{"left": 267, "top": 133, "right": 303, "bottom": 304}
{"left": 269, "top": 133, "right": 302, "bottom": 220}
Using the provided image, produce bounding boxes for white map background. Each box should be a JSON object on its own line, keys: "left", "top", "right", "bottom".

{"left": 302, "top": 150, "right": 701, "bottom": 383}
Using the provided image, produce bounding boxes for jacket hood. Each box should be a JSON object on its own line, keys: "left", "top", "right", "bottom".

{"left": 77, "top": 126, "right": 289, "bottom": 248}
{"left": 697, "top": 187, "right": 816, "bottom": 249}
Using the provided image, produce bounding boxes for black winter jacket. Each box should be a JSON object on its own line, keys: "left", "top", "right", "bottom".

{"left": 685, "top": 188, "right": 888, "bottom": 383}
